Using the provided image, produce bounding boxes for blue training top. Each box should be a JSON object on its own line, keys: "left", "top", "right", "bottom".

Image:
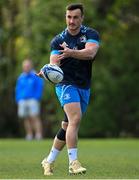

{"left": 50, "top": 25, "right": 100, "bottom": 89}
{"left": 15, "top": 70, "right": 44, "bottom": 103}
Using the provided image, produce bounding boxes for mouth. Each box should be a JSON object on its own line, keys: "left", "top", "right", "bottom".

{"left": 69, "top": 24, "right": 76, "bottom": 26}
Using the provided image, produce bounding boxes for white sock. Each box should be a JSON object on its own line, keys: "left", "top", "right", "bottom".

{"left": 46, "top": 147, "right": 60, "bottom": 163}
{"left": 68, "top": 148, "right": 78, "bottom": 164}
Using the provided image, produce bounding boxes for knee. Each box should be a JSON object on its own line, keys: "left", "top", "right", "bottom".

{"left": 56, "top": 121, "right": 68, "bottom": 141}
{"left": 56, "top": 128, "right": 66, "bottom": 141}
{"left": 61, "top": 121, "right": 68, "bottom": 130}
{"left": 69, "top": 113, "right": 81, "bottom": 126}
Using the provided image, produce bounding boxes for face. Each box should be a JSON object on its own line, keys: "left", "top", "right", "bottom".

{"left": 66, "top": 9, "right": 83, "bottom": 33}
{"left": 22, "top": 60, "right": 32, "bottom": 73}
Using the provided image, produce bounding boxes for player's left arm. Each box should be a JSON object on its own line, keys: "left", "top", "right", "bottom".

{"left": 59, "top": 42, "right": 99, "bottom": 61}
{"left": 59, "top": 29, "right": 100, "bottom": 61}
{"left": 62, "top": 42, "right": 99, "bottom": 60}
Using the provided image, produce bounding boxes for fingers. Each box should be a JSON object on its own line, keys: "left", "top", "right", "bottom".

{"left": 58, "top": 54, "right": 65, "bottom": 60}
{"left": 59, "top": 50, "right": 64, "bottom": 53}
{"left": 36, "top": 71, "right": 43, "bottom": 77}
{"left": 59, "top": 44, "right": 72, "bottom": 59}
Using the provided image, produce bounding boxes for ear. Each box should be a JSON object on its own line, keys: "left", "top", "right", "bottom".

{"left": 81, "top": 15, "right": 84, "bottom": 22}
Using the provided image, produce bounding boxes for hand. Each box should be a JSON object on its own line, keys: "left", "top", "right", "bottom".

{"left": 58, "top": 44, "right": 73, "bottom": 60}
{"left": 35, "top": 71, "right": 43, "bottom": 78}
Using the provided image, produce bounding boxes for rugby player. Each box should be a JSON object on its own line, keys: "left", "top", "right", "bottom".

{"left": 41, "top": 3, "right": 100, "bottom": 175}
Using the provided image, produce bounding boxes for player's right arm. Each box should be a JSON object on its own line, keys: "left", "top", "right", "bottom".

{"left": 36, "top": 37, "right": 61, "bottom": 77}
{"left": 50, "top": 36, "right": 62, "bottom": 66}
{"left": 50, "top": 54, "right": 60, "bottom": 66}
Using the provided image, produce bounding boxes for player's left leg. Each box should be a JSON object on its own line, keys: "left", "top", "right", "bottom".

{"left": 64, "top": 102, "right": 87, "bottom": 175}
{"left": 63, "top": 86, "right": 90, "bottom": 175}
{"left": 64, "top": 102, "right": 81, "bottom": 148}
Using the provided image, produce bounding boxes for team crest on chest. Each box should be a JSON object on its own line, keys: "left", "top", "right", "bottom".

{"left": 80, "top": 35, "right": 87, "bottom": 43}
{"left": 61, "top": 41, "right": 68, "bottom": 47}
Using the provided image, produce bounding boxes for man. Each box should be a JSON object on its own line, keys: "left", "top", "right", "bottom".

{"left": 15, "top": 59, "right": 44, "bottom": 140}
{"left": 40, "top": 3, "right": 100, "bottom": 175}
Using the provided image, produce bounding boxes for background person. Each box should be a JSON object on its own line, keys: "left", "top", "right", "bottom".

{"left": 40, "top": 3, "right": 100, "bottom": 175}
{"left": 15, "top": 59, "right": 44, "bottom": 140}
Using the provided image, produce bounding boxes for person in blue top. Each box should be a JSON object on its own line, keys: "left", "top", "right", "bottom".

{"left": 15, "top": 59, "right": 44, "bottom": 140}
{"left": 40, "top": 3, "right": 100, "bottom": 175}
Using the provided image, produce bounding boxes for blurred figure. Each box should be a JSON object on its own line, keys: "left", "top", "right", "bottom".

{"left": 15, "top": 59, "right": 44, "bottom": 140}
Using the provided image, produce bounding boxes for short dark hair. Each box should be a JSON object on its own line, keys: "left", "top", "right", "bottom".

{"left": 66, "top": 3, "right": 84, "bottom": 16}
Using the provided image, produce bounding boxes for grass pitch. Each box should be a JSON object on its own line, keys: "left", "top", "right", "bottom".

{"left": 0, "top": 139, "right": 139, "bottom": 179}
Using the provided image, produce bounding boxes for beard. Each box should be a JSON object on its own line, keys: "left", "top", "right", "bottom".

{"left": 68, "top": 24, "right": 80, "bottom": 31}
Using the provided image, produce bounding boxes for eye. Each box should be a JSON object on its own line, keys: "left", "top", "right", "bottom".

{"left": 67, "top": 15, "right": 71, "bottom": 19}
{"left": 74, "top": 16, "right": 78, "bottom": 19}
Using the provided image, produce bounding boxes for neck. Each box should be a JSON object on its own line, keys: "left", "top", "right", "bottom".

{"left": 67, "top": 27, "right": 80, "bottom": 36}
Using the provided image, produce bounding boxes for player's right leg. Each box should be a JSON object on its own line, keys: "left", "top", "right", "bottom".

{"left": 41, "top": 119, "right": 68, "bottom": 175}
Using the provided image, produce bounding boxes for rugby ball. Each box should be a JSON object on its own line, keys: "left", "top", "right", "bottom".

{"left": 40, "top": 64, "right": 64, "bottom": 84}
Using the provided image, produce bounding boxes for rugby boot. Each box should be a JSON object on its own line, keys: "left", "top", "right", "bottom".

{"left": 41, "top": 158, "right": 54, "bottom": 176}
{"left": 69, "top": 159, "right": 86, "bottom": 175}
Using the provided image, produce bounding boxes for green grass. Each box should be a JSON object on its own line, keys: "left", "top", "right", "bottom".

{"left": 0, "top": 139, "right": 139, "bottom": 179}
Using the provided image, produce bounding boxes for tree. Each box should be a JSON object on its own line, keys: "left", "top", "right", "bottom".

{"left": 0, "top": 0, "right": 139, "bottom": 137}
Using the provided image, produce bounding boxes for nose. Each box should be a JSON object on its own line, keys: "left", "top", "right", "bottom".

{"left": 70, "top": 18, "right": 74, "bottom": 24}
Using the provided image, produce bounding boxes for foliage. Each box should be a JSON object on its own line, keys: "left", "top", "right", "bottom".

{"left": 0, "top": 0, "right": 139, "bottom": 137}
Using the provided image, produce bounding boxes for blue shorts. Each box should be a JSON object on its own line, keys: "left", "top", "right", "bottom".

{"left": 55, "top": 84, "right": 90, "bottom": 114}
